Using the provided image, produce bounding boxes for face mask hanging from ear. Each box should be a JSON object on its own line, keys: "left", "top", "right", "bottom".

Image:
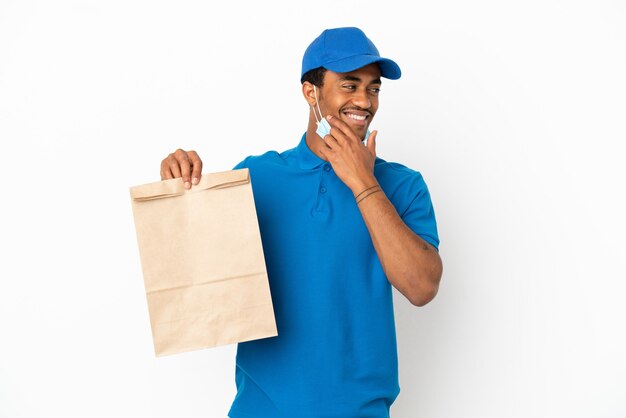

{"left": 312, "top": 85, "right": 331, "bottom": 138}
{"left": 312, "top": 85, "right": 372, "bottom": 142}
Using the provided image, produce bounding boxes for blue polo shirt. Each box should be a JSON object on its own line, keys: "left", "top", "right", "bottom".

{"left": 228, "top": 134, "right": 439, "bottom": 418}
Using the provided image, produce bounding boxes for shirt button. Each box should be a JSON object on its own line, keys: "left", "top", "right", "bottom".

{"left": 323, "top": 164, "right": 331, "bottom": 172}
{"left": 319, "top": 186, "right": 327, "bottom": 194}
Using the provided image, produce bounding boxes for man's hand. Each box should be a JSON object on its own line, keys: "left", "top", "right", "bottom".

{"left": 160, "top": 149, "right": 203, "bottom": 189}
{"left": 318, "top": 115, "right": 378, "bottom": 194}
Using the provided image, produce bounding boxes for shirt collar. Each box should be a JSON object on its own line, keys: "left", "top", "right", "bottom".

{"left": 295, "top": 133, "right": 326, "bottom": 170}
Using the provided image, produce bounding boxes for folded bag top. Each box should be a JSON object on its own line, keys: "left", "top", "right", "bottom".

{"left": 130, "top": 168, "right": 250, "bottom": 201}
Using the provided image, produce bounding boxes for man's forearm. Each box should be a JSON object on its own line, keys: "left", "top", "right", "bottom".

{"left": 356, "top": 185, "right": 443, "bottom": 306}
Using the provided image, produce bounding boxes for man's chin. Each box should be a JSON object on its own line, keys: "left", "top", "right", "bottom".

{"left": 349, "top": 126, "right": 368, "bottom": 142}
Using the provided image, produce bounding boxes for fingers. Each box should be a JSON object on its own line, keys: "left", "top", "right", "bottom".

{"left": 159, "top": 149, "right": 204, "bottom": 189}
{"left": 188, "top": 150, "right": 203, "bottom": 185}
{"left": 169, "top": 148, "right": 184, "bottom": 181}
{"left": 367, "top": 130, "right": 377, "bottom": 157}
{"left": 160, "top": 157, "right": 176, "bottom": 180}
{"left": 160, "top": 163, "right": 169, "bottom": 180}
{"left": 319, "top": 143, "right": 333, "bottom": 160}
{"left": 322, "top": 133, "right": 340, "bottom": 150}
{"left": 326, "top": 115, "right": 367, "bottom": 145}
{"left": 325, "top": 115, "right": 350, "bottom": 144}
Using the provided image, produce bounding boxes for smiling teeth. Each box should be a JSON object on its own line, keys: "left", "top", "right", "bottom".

{"left": 346, "top": 113, "right": 366, "bottom": 121}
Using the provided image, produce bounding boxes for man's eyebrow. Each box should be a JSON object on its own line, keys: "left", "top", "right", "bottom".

{"left": 339, "top": 75, "right": 361, "bottom": 82}
{"left": 339, "top": 75, "right": 383, "bottom": 85}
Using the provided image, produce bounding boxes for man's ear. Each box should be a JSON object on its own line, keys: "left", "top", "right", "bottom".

{"left": 302, "top": 81, "right": 317, "bottom": 106}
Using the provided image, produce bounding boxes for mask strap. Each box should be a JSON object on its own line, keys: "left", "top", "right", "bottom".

{"left": 312, "top": 85, "right": 323, "bottom": 123}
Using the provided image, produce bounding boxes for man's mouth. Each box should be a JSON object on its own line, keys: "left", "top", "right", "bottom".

{"left": 343, "top": 110, "right": 370, "bottom": 126}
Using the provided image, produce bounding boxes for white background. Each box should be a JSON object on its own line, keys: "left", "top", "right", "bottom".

{"left": 1, "top": 0, "right": 625, "bottom": 417}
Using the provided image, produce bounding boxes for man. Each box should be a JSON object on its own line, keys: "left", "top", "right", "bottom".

{"left": 160, "top": 27, "right": 442, "bottom": 418}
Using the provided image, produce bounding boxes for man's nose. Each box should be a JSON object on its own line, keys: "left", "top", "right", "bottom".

{"left": 352, "top": 88, "right": 372, "bottom": 109}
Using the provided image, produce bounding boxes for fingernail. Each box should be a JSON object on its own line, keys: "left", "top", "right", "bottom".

{"left": 192, "top": 177, "right": 199, "bottom": 185}
{"left": 184, "top": 181, "right": 191, "bottom": 189}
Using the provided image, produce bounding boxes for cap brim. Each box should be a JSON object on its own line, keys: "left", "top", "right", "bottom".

{"left": 324, "top": 55, "right": 401, "bottom": 80}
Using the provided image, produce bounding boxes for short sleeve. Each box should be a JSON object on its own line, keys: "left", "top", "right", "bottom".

{"left": 399, "top": 175, "right": 440, "bottom": 251}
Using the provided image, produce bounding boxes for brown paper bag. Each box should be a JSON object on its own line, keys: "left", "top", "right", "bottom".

{"left": 129, "top": 168, "right": 277, "bottom": 357}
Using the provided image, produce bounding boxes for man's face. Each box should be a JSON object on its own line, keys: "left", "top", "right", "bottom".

{"left": 317, "top": 63, "right": 382, "bottom": 140}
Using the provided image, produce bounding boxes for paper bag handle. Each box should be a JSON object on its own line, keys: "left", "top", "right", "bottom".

{"left": 130, "top": 168, "right": 250, "bottom": 202}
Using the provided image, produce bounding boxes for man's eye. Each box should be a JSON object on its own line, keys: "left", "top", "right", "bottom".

{"left": 370, "top": 87, "right": 381, "bottom": 94}
{"left": 342, "top": 85, "right": 357, "bottom": 90}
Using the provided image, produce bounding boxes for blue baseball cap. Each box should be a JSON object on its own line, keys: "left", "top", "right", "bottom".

{"left": 301, "top": 27, "right": 401, "bottom": 82}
